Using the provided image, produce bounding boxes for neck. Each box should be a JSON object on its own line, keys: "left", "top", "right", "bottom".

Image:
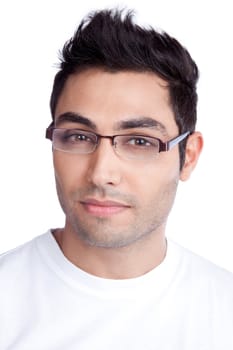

{"left": 53, "top": 225, "right": 167, "bottom": 279}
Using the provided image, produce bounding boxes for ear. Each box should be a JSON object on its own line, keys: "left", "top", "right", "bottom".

{"left": 180, "top": 131, "right": 203, "bottom": 181}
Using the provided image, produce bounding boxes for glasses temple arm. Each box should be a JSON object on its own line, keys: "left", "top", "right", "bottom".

{"left": 167, "top": 131, "right": 190, "bottom": 150}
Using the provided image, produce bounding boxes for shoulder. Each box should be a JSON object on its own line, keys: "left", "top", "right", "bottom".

{"left": 0, "top": 232, "right": 53, "bottom": 312}
{"left": 0, "top": 232, "right": 50, "bottom": 276}
{"left": 168, "top": 239, "right": 233, "bottom": 294}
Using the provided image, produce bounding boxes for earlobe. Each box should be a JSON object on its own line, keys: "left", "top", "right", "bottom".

{"left": 180, "top": 131, "right": 203, "bottom": 181}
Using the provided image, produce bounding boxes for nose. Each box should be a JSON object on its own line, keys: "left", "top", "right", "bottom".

{"left": 86, "top": 139, "right": 122, "bottom": 187}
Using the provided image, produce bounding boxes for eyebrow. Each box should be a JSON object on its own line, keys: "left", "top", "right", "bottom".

{"left": 55, "top": 112, "right": 97, "bottom": 130}
{"left": 55, "top": 112, "right": 168, "bottom": 135}
{"left": 115, "top": 117, "right": 168, "bottom": 135}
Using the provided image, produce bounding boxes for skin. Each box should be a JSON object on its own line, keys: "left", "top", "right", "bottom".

{"left": 52, "top": 68, "right": 203, "bottom": 279}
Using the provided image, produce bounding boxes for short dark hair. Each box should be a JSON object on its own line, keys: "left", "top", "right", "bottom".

{"left": 50, "top": 9, "right": 199, "bottom": 168}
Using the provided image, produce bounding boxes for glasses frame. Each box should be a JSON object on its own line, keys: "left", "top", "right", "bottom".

{"left": 45, "top": 126, "right": 191, "bottom": 154}
{"left": 45, "top": 127, "right": 190, "bottom": 155}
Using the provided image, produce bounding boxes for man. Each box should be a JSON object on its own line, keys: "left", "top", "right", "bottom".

{"left": 1, "top": 9, "right": 233, "bottom": 350}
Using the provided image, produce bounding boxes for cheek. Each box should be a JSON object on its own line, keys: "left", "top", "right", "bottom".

{"left": 53, "top": 153, "right": 87, "bottom": 192}
{"left": 131, "top": 155, "right": 180, "bottom": 200}
{"left": 134, "top": 153, "right": 179, "bottom": 184}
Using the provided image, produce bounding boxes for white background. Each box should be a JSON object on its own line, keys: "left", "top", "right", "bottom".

{"left": 0, "top": 0, "right": 232, "bottom": 271}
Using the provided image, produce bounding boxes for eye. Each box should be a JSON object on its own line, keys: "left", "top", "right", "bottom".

{"left": 62, "top": 130, "right": 94, "bottom": 143}
{"left": 127, "top": 136, "right": 154, "bottom": 147}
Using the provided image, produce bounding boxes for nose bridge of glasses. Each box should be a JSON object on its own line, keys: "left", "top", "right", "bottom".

{"left": 96, "top": 134, "right": 116, "bottom": 147}
{"left": 92, "top": 134, "right": 121, "bottom": 163}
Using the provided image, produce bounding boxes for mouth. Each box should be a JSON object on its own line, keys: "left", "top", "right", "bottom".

{"left": 80, "top": 198, "right": 130, "bottom": 217}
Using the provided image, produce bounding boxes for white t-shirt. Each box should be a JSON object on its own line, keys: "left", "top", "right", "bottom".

{"left": 0, "top": 231, "right": 233, "bottom": 350}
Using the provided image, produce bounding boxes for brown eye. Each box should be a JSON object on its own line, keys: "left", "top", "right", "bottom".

{"left": 127, "top": 137, "right": 152, "bottom": 146}
{"left": 61, "top": 131, "right": 94, "bottom": 144}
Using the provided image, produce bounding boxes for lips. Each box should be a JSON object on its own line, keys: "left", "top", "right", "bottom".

{"left": 80, "top": 198, "right": 130, "bottom": 216}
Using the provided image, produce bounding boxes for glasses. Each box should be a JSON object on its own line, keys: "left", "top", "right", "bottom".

{"left": 45, "top": 127, "right": 190, "bottom": 161}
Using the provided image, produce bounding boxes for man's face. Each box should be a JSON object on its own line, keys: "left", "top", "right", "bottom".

{"left": 53, "top": 69, "right": 181, "bottom": 248}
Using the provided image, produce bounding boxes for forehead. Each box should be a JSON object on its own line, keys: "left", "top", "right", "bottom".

{"left": 55, "top": 69, "right": 178, "bottom": 135}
